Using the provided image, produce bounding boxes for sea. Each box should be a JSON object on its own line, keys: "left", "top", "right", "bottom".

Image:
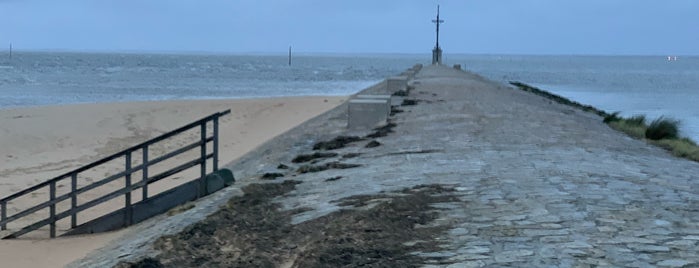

{"left": 1, "top": 52, "right": 697, "bottom": 141}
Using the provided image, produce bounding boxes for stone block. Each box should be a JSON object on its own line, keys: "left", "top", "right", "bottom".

{"left": 386, "top": 76, "right": 408, "bottom": 94}
{"left": 348, "top": 99, "right": 389, "bottom": 129}
{"left": 356, "top": 94, "right": 402, "bottom": 111}
{"left": 401, "top": 70, "right": 415, "bottom": 79}
{"left": 453, "top": 64, "right": 462, "bottom": 70}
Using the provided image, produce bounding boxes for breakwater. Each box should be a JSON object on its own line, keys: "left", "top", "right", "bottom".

{"left": 77, "top": 65, "right": 699, "bottom": 267}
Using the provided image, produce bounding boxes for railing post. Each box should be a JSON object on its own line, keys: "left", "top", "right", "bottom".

{"left": 1, "top": 201, "right": 6, "bottom": 231}
{"left": 199, "top": 122, "right": 207, "bottom": 197}
{"left": 71, "top": 173, "right": 77, "bottom": 228}
{"left": 49, "top": 181, "right": 56, "bottom": 238}
{"left": 213, "top": 116, "right": 220, "bottom": 171}
{"left": 142, "top": 146, "right": 149, "bottom": 200}
{"left": 125, "top": 151, "right": 132, "bottom": 226}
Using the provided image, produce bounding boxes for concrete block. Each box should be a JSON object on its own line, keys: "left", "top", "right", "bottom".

{"left": 401, "top": 70, "right": 415, "bottom": 79}
{"left": 390, "top": 96, "right": 404, "bottom": 106}
{"left": 348, "top": 99, "right": 389, "bottom": 129}
{"left": 413, "top": 63, "right": 423, "bottom": 71}
{"left": 356, "top": 94, "right": 391, "bottom": 100}
{"left": 386, "top": 76, "right": 408, "bottom": 94}
{"left": 356, "top": 94, "right": 401, "bottom": 111}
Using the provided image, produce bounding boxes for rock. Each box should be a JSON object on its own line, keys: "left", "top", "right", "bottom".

{"left": 657, "top": 259, "right": 694, "bottom": 267}
{"left": 494, "top": 249, "right": 534, "bottom": 263}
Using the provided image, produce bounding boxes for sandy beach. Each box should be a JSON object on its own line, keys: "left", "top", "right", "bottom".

{"left": 0, "top": 96, "right": 346, "bottom": 267}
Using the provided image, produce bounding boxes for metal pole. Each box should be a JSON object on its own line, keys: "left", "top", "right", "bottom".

{"left": 213, "top": 116, "right": 219, "bottom": 171}
{"left": 200, "top": 122, "right": 207, "bottom": 197}
{"left": 142, "top": 146, "right": 149, "bottom": 200}
{"left": 49, "top": 181, "right": 56, "bottom": 238}
{"left": 125, "top": 152, "right": 132, "bottom": 226}
{"left": 71, "top": 173, "right": 77, "bottom": 228}
{"left": 1, "top": 201, "right": 6, "bottom": 230}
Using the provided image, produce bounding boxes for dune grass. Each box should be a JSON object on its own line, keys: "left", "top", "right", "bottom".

{"left": 645, "top": 117, "right": 680, "bottom": 140}
{"left": 510, "top": 81, "right": 699, "bottom": 163}
{"left": 654, "top": 138, "right": 699, "bottom": 160}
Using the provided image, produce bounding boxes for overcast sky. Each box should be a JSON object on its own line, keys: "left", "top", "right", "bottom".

{"left": 1, "top": 0, "right": 697, "bottom": 55}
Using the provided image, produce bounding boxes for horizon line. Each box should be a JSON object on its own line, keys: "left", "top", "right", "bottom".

{"left": 3, "top": 48, "right": 697, "bottom": 58}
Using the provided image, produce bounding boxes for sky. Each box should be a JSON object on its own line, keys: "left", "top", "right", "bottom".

{"left": 1, "top": 0, "right": 698, "bottom": 55}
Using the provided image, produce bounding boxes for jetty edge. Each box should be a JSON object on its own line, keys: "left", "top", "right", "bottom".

{"left": 79, "top": 65, "right": 699, "bottom": 267}
{"left": 510, "top": 82, "right": 699, "bottom": 163}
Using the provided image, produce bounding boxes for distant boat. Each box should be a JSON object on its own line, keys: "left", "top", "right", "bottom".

{"left": 667, "top": 56, "right": 678, "bottom": 61}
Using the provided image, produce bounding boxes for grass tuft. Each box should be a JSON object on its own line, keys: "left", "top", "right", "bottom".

{"left": 645, "top": 117, "right": 680, "bottom": 140}
{"left": 603, "top": 111, "right": 622, "bottom": 123}
{"left": 627, "top": 115, "right": 646, "bottom": 126}
{"left": 653, "top": 138, "right": 699, "bottom": 161}
{"left": 608, "top": 120, "right": 647, "bottom": 139}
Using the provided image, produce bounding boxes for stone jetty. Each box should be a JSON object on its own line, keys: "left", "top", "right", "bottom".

{"left": 76, "top": 65, "right": 699, "bottom": 267}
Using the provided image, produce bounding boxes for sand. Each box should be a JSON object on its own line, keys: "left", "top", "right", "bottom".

{"left": 0, "top": 96, "right": 346, "bottom": 267}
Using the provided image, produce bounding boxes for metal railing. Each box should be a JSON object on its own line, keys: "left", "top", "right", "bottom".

{"left": 0, "top": 110, "right": 230, "bottom": 239}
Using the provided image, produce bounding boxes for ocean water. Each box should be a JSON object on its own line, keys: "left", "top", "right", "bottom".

{"left": 1, "top": 52, "right": 697, "bottom": 140}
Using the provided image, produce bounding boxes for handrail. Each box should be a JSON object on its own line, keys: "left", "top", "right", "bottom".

{"left": 0, "top": 110, "right": 229, "bottom": 204}
{"left": 0, "top": 109, "right": 230, "bottom": 238}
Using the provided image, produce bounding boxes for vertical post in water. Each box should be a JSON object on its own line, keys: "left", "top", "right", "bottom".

{"left": 213, "top": 116, "right": 219, "bottom": 171}
{"left": 288, "top": 46, "right": 292, "bottom": 66}
{"left": 71, "top": 173, "right": 77, "bottom": 228}
{"left": 124, "top": 151, "right": 132, "bottom": 226}
{"left": 49, "top": 181, "right": 56, "bottom": 238}
{"left": 142, "top": 145, "right": 149, "bottom": 201}
{"left": 1, "top": 201, "right": 6, "bottom": 231}
{"left": 8, "top": 43, "right": 11, "bottom": 60}
{"left": 199, "top": 122, "right": 207, "bottom": 197}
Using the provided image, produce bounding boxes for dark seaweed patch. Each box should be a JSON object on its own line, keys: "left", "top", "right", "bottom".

{"left": 292, "top": 152, "right": 339, "bottom": 163}
{"left": 313, "top": 136, "right": 364, "bottom": 151}
{"left": 297, "top": 162, "right": 362, "bottom": 173}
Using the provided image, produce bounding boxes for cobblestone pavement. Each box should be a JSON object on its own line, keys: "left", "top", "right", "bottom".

{"left": 380, "top": 66, "right": 699, "bottom": 267}
{"left": 74, "top": 65, "right": 699, "bottom": 267}
{"left": 274, "top": 65, "right": 699, "bottom": 267}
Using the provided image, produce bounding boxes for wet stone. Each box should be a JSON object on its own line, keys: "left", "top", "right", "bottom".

{"left": 532, "top": 215, "right": 562, "bottom": 223}
{"left": 494, "top": 249, "right": 534, "bottom": 263}
{"left": 499, "top": 214, "right": 528, "bottom": 221}
{"left": 448, "top": 260, "right": 486, "bottom": 268}
{"left": 449, "top": 227, "right": 469, "bottom": 236}
{"left": 540, "top": 236, "right": 571, "bottom": 243}
{"left": 562, "top": 248, "right": 589, "bottom": 257}
{"left": 656, "top": 259, "right": 695, "bottom": 267}
{"left": 665, "top": 239, "right": 696, "bottom": 247}
{"left": 522, "top": 228, "right": 569, "bottom": 236}
{"left": 460, "top": 246, "right": 491, "bottom": 254}
{"left": 597, "top": 226, "right": 617, "bottom": 232}
{"left": 451, "top": 254, "right": 490, "bottom": 261}
{"left": 562, "top": 241, "right": 593, "bottom": 249}
{"left": 683, "top": 235, "right": 699, "bottom": 240}
{"left": 628, "top": 244, "right": 670, "bottom": 253}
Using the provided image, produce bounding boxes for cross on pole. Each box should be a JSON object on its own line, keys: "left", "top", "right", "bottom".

{"left": 432, "top": 5, "right": 444, "bottom": 49}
